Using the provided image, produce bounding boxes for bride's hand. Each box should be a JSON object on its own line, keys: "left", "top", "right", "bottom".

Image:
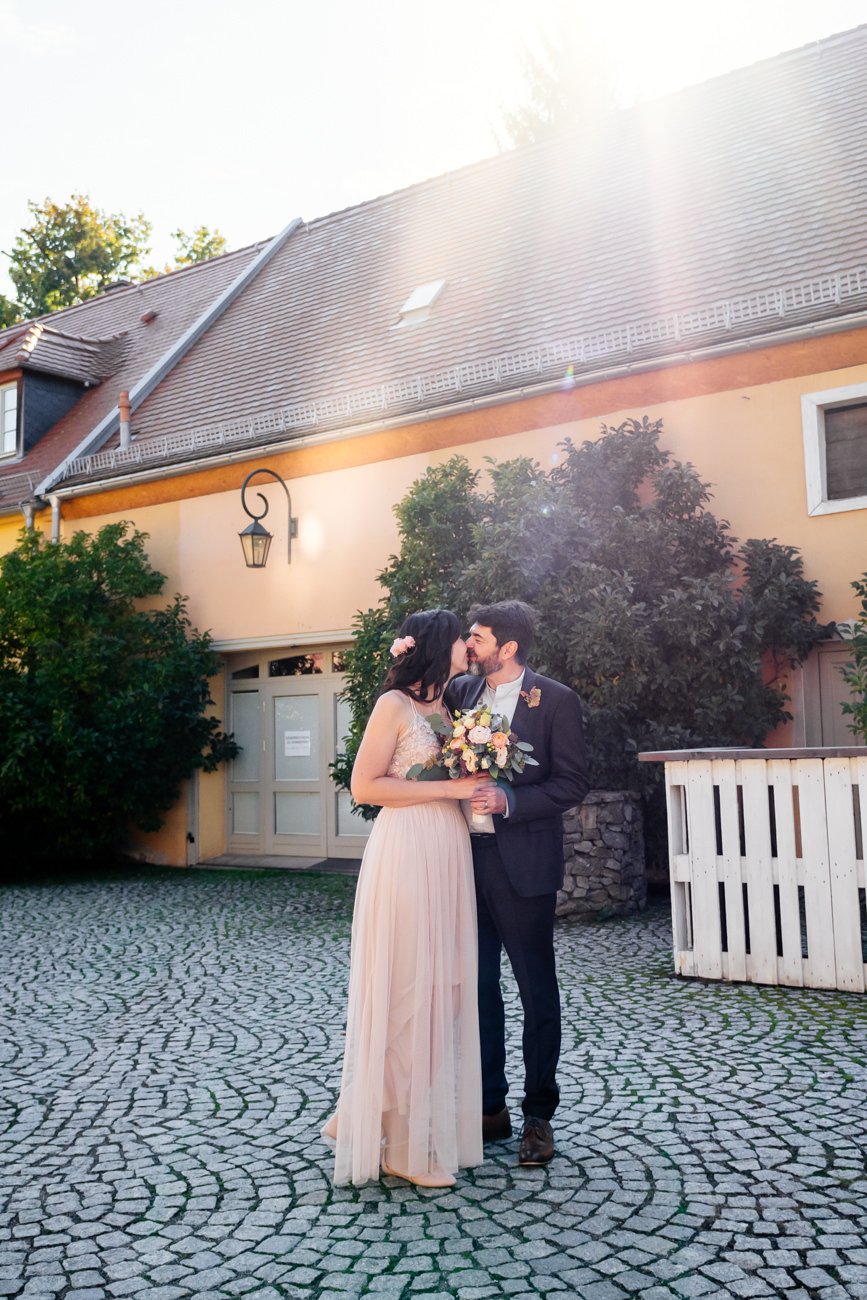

{"left": 448, "top": 774, "right": 494, "bottom": 799}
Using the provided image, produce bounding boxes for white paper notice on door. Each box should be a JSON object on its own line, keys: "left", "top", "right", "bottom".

{"left": 284, "top": 730, "right": 312, "bottom": 757}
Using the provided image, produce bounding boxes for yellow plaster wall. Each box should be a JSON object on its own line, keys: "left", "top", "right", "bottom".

{"left": 58, "top": 358, "right": 866, "bottom": 644}
{"left": 0, "top": 511, "right": 27, "bottom": 554}
{"left": 199, "top": 767, "right": 226, "bottom": 862}
{"left": 33, "top": 342, "right": 867, "bottom": 634}
{"left": 199, "top": 667, "right": 230, "bottom": 862}
{"left": 6, "top": 343, "right": 867, "bottom": 866}
{"left": 427, "top": 360, "right": 867, "bottom": 621}
{"left": 127, "top": 783, "right": 189, "bottom": 866}
{"left": 58, "top": 457, "right": 418, "bottom": 645}
{"left": 176, "top": 456, "right": 418, "bottom": 640}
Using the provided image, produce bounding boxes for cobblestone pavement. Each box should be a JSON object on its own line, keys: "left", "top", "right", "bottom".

{"left": 2, "top": 868, "right": 867, "bottom": 1300}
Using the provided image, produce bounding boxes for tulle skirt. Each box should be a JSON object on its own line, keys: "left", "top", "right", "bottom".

{"left": 327, "top": 800, "right": 483, "bottom": 1185}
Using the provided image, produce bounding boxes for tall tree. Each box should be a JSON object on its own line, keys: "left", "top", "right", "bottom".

{"left": 498, "top": 29, "right": 620, "bottom": 148}
{"left": 0, "top": 200, "right": 230, "bottom": 325}
{"left": 0, "top": 294, "right": 21, "bottom": 329}
{"left": 171, "top": 225, "right": 228, "bottom": 266}
{"left": 7, "top": 195, "right": 152, "bottom": 317}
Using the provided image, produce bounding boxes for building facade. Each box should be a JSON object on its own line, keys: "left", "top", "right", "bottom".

{"left": 2, "top": 25, "right": 866, "bottom": 865}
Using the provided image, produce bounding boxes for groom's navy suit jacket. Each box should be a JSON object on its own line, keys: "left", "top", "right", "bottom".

{"left": 445, "top": 666, "right": 590, "bottom": 897}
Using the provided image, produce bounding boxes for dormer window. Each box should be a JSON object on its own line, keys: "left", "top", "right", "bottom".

{"left": 394, "top": 279, "right": 445, "bottom": 328}
{"left": 0, "top": 381, "right": 18, "bottom": 458}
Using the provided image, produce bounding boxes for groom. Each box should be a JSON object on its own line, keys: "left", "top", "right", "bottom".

{"left": 445, "top": 600, "right": 589, "bottom": 1165}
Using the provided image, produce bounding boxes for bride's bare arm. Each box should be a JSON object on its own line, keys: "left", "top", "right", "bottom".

{"left": 351, "top": 692, "right": 490, "bottom": 808}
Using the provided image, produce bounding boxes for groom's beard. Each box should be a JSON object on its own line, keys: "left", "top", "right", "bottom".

{"left": 468, "top": 652, "right": 504, "bottom": 677}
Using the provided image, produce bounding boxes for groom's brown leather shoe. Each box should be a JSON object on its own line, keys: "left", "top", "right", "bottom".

{"left": 518, "top": 1117, "right": 554, "bottom": 1165}
{"left": 482, "top": 1107, "right": 512, "bottom": 1141}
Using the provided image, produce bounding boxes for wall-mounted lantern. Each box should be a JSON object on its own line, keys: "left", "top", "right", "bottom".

{"left": 238, "top": 468, "right": 298, "bottom": 568}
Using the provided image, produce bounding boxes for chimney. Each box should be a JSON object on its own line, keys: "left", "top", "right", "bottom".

{"left": 119, "top": 391, "right": 131, "bottom": 448}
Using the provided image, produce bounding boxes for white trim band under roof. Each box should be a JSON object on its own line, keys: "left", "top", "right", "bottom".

{"left": 56, "top": 263, "right": 867, "bottom": 485}
{"left": 31, "top": 304, "right": 867, "bottom": 508}
{"left": 214, "top": 630, "right": 355, "bottom": 652}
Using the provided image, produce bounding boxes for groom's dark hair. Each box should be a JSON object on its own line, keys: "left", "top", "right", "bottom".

{"left": 468, "top": 600, "right": 535, "bottom": 664}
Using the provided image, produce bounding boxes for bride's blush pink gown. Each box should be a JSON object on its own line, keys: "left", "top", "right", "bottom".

{"left": 325, "top": 701, "right": 483, "bottom": 1185}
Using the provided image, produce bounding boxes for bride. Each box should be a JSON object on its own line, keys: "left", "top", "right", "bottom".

{"left": 323, "top": 608, "right": 489, "bottom": 1187}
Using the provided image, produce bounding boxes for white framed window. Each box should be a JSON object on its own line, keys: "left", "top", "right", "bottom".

{"left": 802, "top": 380, "right": 867, "bottom": 515}
{"left": 0, "top": 381, "right": 18, "bottom": 458}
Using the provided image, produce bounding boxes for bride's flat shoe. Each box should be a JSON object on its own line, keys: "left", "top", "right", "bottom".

{"left": 381, "top": 1162, "right": 456, "bottom": 1188}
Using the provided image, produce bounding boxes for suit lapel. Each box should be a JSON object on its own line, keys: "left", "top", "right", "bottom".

{"left": 510, "top": 667, "right": 543, "bottom": 783}
{"left": 452, "top": 673, "right": 486, "bottom": 713}
{"left": 510, "top": 666, "right": 537, "bottom": 736}
{"left": 454, "top": 667, "right": 538, "bottom": 727}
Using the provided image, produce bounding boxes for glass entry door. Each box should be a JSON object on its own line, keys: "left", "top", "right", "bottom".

{"left": 226, "top": 647, "right": 371, "bottom": 859}
{"left": 271, "top": 685, "right": 324, "bottom": 853}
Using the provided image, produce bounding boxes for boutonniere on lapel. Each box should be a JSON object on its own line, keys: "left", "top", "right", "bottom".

{"left": 520, "top": 686, "right": 542, "bottom": 708}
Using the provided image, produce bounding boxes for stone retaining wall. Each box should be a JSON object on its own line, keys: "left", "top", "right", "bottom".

{"left": 556, "top": 791, "right": 646, "bottom": 919}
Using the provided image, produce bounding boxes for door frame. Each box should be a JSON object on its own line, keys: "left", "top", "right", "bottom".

{"left": 224, "top": 643, "right": 371, "bottom": 859}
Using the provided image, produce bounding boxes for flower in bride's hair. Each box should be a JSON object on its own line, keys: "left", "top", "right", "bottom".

{"left": 389, "top": 634, "right": 416, "bottom": 657}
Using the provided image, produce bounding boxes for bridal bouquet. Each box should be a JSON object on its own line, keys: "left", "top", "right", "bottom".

{"left": 407, "top": 704, "right": 538, "bottom": 784}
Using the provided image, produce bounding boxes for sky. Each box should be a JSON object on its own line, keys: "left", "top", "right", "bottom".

{"left": 3, "top": 0, "right": 867, "bottom": 299}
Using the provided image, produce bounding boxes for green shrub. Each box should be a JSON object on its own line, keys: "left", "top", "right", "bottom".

{"left": 840, "top": 574, "right": 867, "bottom": 742}
{"left": 0, "top": 522, "right": 236, "bottom": 866}
{"left": 334, "top": 420, "right": 831, "bottom": 867}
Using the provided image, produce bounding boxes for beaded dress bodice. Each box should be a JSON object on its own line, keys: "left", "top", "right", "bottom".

{"left": 387, "top": 703, "right": 440, "bottom": 778}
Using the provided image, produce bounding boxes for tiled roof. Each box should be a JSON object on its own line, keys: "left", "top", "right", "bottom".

{"left": 13, "top": 22, "right": 867, "bottom": 499}
{"left": 0, "top": 322, "right": 128, "bottom": 384}
{"left": 0, "top": 243, "right": 265, "bottom": 509}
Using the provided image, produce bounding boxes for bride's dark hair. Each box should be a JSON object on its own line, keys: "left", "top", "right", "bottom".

{"left": 379, "top": 608, "right": 461, "bottom": 703}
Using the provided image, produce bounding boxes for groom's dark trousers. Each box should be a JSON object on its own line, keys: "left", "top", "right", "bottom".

{"left": 472, "top": 834, "right": 561, "bottom": 1118}
{"left": 446, "top": 666, "right": 590, "bottom": 1123}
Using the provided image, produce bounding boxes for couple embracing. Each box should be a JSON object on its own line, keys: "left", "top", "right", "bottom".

{"left": 322, "top": 601, "right": 590, "bottom": 1187}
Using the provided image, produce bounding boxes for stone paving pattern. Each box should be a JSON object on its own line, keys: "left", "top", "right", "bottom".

{"left": 1, "top": 867, "right": 866, "bottom": 1299}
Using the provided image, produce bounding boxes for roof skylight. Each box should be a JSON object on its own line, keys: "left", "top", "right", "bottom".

{"left": 395, "top": 279, "right": 445, "bottom": 327}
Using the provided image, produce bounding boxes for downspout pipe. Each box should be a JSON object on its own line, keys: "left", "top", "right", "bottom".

{"left": 47, "top": 494, "right": 61, "bottom": 542}
{"left": 20, "top": 500, "right": 35, "bottom": 530}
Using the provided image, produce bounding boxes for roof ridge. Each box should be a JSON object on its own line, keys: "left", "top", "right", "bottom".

{"left": 0, "top": 321, "right": 32, "bottom": 353}
{"left": 14, "top": 322, "right": 43, "bottom": 360}
{"left": 628, "top": 19, "right": 867, "bottom": 107}
{"left": 39, "top": 323, "right": 129, "bottom": 345}
{"left": 116, "top": 239, "right": 270, "bottom": 293}
{"left": 303, "top": 21, "right": 867, "bottom": 231}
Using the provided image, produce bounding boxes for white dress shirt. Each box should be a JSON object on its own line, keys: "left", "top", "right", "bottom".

{"left": 461, "top": 670, "right": 525, "bottom": 834}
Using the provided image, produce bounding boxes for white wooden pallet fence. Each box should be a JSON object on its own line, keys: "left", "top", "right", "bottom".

{"left": 640, "top": 749, "right": 867, "bottom": 991}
